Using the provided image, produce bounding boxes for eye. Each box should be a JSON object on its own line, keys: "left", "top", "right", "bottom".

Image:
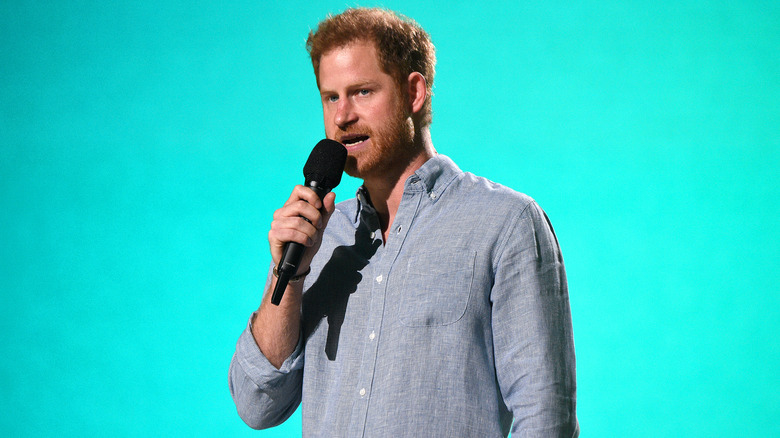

{"left": 358, "top": 89, "right": 371, "bottom": 96}
{"left": 327, "top": 95, "right": 339, "bottom": 103}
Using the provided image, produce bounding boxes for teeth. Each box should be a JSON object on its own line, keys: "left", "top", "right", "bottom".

{"left": 344, "top": 137, "right": 366, "bottom": 146}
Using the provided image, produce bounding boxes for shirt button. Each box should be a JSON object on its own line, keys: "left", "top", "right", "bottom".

{"left": 359, "top": 388, "right": 366, "bottom": 397}
{"left": 370, "top": 231, "right": 376, "bottom": 240}
{"left": 396, "top": 225, "right": 402, "bottom": 234}
{"left": 369, "top": 331, "right": 376, "bottom": 340}
{"left": 376, "top": 275, "right": 383, "bottom": 283}
{"left": 430, "top": 192, "right": 437, "bottom": 199}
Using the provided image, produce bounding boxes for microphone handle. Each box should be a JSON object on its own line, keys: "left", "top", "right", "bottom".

{"left": 270, "top": 184, "right": 329, "bottom": 305}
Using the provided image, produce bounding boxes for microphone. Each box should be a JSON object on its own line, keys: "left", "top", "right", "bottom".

{"left": 270, "top": 139, "right": 347, "bottom": 305}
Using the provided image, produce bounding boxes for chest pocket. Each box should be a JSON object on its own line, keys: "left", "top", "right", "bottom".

{"left": 397, "top": 248, "right": 476, "bottom": 327}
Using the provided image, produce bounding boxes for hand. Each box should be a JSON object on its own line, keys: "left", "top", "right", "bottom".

{"left": 268, "top": 185, "right": 336, "bottom": 274}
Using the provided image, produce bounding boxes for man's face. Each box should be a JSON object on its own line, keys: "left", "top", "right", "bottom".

{"left": 318, "top": 40, "right": 415, "bottom": 179}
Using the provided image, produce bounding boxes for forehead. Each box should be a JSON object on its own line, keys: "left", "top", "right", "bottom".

{"left": 318, "top": 41, "right": 393, "bottom": 89}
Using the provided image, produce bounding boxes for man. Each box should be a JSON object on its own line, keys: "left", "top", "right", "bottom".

{"left": 230, "top": 8, "right": 578, "bottom": 437}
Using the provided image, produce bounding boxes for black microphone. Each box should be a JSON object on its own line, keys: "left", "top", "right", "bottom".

{"left": 270, "top": 139, "right": 347, "bottom": 305}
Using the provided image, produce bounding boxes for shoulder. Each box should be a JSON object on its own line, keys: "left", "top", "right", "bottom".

{"left": 450, "top": 170, "right": 538, "bottom": 217}
{"left": 446, "top": 169, "right": 559, "bottom": 252}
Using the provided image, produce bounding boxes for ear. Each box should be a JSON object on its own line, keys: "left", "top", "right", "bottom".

{"left": 405, "top": 72, "right": 427, "bottom": 115}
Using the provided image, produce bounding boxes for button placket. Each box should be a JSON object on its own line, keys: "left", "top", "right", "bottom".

{"left": 348, "top": 188, "right": 424, "bottom": 433}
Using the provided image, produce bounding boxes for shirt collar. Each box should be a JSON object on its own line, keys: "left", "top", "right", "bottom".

{"left": 407, "top": 154, "right": 461, "bottom": 197}
{"left": 353, "top": 154, "right": 461, "bottom": 222}
{"left": 355, "top": 186, "right": 374, "bottom": 223}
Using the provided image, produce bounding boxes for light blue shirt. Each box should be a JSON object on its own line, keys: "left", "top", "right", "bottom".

{"left": 230, "top": 155, "right": 578, "bottom": 437}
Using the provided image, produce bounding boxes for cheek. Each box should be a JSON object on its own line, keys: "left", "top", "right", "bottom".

{"left": 322, "top": 110, "right": 335, "bottom": 131}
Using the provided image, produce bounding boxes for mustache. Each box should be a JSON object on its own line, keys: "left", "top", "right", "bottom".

{"left": 336, "top": 126, "right": 373, "bottom": 142}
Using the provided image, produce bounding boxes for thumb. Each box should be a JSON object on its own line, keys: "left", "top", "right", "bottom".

{"left": 321, "top": 192, "right": 337, "bottom": 227}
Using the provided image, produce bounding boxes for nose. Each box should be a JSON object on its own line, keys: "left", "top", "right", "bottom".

{"left": 334, "top": 98, "right": 357, "bottom": 129}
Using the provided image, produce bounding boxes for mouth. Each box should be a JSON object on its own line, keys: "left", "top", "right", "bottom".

{"left": 339, "top": 134, "right": 370, "bottom": 150}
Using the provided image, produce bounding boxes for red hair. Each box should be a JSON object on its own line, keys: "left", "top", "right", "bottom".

{"left": 306, "top": 8, "right": 436, "bottom": 126}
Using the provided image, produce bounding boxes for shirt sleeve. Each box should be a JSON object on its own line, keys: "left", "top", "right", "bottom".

{"left": 228, "top": 311, "right": 305, "bottom": 429}
{"left": 491, "top": 201, "right": 579, "bottom": 437}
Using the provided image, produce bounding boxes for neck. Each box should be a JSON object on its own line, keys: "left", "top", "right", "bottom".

{"left": 363, "top": 126, "right": 435, "bottom": 241}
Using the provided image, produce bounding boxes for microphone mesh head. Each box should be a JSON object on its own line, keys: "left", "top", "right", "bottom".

{"left": 303, "top": 139, "right": 347, "bottom": 190}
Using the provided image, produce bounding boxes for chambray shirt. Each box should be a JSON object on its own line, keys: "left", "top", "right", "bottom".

{"left": 230, "top": 155, "right": 578, "bottom": 437}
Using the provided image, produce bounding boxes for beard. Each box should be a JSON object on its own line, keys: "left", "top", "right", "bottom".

{"left": 340, "top": 104, "right": 417, "bottom": 180}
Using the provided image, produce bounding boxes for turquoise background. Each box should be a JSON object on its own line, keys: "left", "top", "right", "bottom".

{"left": 2, "top": 1, "right": 778, "bottom": 436}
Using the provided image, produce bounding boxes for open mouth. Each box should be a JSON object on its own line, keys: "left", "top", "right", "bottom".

{"left": 340, "top": 135, "right": 370, "bottom": 149}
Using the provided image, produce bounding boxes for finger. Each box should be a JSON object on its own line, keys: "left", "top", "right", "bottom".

{"left": 273, "top": 200, "right": 325, "bottom": 228}
{"left": 320, "top": 192, "right": 337, "bottom": 228}
{"left": 268, "top": 227, "right": 314, "bottom": 247}
{"left": 284, "top": 185, "right": 323, "bottom": 209}
{"left": 268, "top": 229, "right": 313, "bottom": 266}
{"left": 322, "top": 192, "right": 336, "bottom": 212}
{"left": 270, "top": 216, "right": 319, "bottom": 242}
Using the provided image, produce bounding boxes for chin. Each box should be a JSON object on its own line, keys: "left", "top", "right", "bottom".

{"left": 343, "top": 156, "right": 362, "bottom": 178}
